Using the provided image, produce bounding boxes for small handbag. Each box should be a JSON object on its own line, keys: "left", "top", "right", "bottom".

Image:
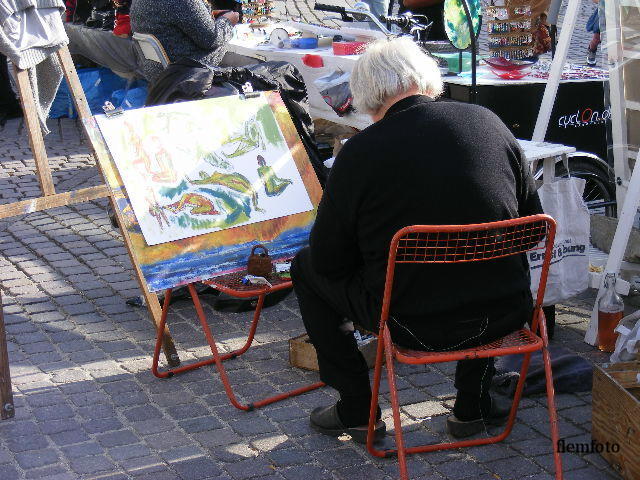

{"left": 247, "top": 244, "right": 273, "bottom": 277}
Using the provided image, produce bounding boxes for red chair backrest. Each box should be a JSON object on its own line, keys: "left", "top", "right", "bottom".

{"left": 380, "top": 215, "right": 557, "bottom": 331}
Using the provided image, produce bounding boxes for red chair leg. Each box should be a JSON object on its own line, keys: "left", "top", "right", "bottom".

{"left": 384, "top": 329, "right": 409, "bottom": 480}
{"left": 151, "top": 283, "right": 324, "bottom": 411}
{"left": 539, "top": 313, "right": 563, "bottom": 480}
{"left": 367, "top": 325, "right": 387, "bottom": 455}
{"left": 493, "top": 350, "right": 533, "bottom": 443}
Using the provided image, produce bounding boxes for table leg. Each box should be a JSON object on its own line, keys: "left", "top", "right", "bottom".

{"left": 543, "top": 156, "right": 557, "bottom": 184}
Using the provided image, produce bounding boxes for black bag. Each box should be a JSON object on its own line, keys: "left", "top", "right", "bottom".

{"left": 72, "top": 0, "right": 93, "bottom": 23}
{"left": 212, "top": 288, "right": 292, "bottom": 313}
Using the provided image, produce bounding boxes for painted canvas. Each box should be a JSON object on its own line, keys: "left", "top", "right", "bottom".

{"left": 85, "top": 91, "right": 322, "bottom": 292}
{"left": 95, "top": 93, "right": 314, "bottom": 246}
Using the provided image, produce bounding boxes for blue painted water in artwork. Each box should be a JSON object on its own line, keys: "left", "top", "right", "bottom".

{"left": 141, "top": 226, "right": 311, "bottom": 292}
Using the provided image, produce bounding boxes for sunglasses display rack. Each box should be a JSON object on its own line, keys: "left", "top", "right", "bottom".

{"left": 484, "top": 0, "right": 534, "bottom": 60}
{"left": 240, "top": 0, "right": 274, "bottom": 24}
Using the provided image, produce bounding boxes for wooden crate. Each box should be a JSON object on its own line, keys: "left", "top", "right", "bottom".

{"left": 592, "top": 361, "right": 640, "bottom": 480}
{"left": 289, "top": 333, "right": 378, "bottom": 371}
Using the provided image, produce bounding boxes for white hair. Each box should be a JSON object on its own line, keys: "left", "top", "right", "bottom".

{"left": 350, "top": 37, "right": 444, "bottom": 115}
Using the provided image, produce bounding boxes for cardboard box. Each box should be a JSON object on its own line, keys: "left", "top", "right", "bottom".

{"left": 289, "top": 333, "right": 379, "bottom": 371}
{"left": 592, "top": 361, "right": 640, "bottom": 480}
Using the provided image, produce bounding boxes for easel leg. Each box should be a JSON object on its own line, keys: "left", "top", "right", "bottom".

{"left": 13, "top": 67, "right": 55, "bottom": 196}
{"left": 0, "top": 292, "right": 15, "bottom": 420}
{"left": 54, "top": 48, "right": 181, "bottom": 367}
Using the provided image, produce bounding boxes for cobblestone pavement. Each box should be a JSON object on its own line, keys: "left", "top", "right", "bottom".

{"left": 0, "top": 1, "right": 618, "bottom": 478}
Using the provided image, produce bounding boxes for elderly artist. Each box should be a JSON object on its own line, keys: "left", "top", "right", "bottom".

{"left": 130, "top": 0, "right": 238, "bottom": 80}
{"left": 291, "top": 37, "right": 542, "bottom": 441}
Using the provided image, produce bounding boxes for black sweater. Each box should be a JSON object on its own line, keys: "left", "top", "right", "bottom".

{"left": 308, "top": 95, "right": 542, "bottom": 322}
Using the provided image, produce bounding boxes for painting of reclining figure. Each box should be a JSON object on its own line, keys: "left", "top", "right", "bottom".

{"left": 96, "top": 93, "right": 313, "bottom": 246}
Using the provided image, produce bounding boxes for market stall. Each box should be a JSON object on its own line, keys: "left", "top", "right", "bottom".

{"left": 228, "top": 25, "right": 610, "bottom": 163}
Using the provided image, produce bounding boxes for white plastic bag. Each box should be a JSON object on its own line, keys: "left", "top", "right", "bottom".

{"left": 529, "top": 177, "right": 590, "bottom": 306}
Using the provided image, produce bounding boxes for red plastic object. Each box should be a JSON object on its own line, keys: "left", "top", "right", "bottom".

{"left": 484, "top": 57, "right": 535, "bottom": 71}
{"left": 332, "top": 41, "right": 367, "bottom": 56}
{"left": 151, "top": 272, "right": 324, "bottom": 411}
{"left": 365, "top": 215, "right": 563, "bottom": 480}
{"left": 489, "top": 67, "right": 530, "bottom": 80}
{"left": 302, "top": 54, "right": 324, "bottom": 68}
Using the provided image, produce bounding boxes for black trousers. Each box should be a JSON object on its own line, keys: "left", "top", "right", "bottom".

{"left": 291, "top": 246, "right": 530, "bottom": 420}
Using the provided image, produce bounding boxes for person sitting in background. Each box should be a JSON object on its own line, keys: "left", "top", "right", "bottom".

{"left": 586, "top": 0, "right": 601, "bottom": 65}
{"left": 113, "top": 0, "right": 132, "bottom": 38}
{"left": 290, "top": 37, "right": 543, "bottom": 442}
{"left": 130, "top": 0, "right": 239, "bottom": 81}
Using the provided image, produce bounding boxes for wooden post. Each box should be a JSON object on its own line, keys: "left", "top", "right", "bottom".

{"left": 0, "top": 292, "right": 15, "bottom": 420}
{"left": 13, "top": 67, "right": 56, "bottom": 196}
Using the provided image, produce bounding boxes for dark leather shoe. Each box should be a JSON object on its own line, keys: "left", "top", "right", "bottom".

{"left": 310, "top": 403, "right": 386, "bottom": 444}
{"left": 446, "top": 397, "right": 512, "bottom": 438}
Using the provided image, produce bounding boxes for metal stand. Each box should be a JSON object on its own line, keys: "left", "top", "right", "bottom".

{"left": 151, "top": 280, "right": 324, "bottom": 411}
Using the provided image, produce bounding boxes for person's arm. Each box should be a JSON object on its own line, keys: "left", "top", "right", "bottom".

{"left": 308, "top": 143, "right": 362, "bottom": 278}
{"left": 173, "top": 0, "right": 234, "bottom": 50}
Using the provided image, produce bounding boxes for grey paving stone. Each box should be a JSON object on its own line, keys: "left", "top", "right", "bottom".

{"left": 40, "top": 419, "right": 81, "bottom": 435}
{"left": 61, "top": 442, "right": 105, "bottom": 459}
{"left": 229, "top": 417, "right": 278, "bottom": 436}
{"left": 172, "top": 457, "right": 224, "bottom": 480}
{"left": 109, "top": 444, "right": 153, "bottom": 462}
{"left": 484, "top": 456, "right": 542, "bottom": 479}
{"left": 119, "top": 455, "right": 167, "bottom": 476}
{"left": 335, "top": 463, "right": 389, "bottom": 480}
{"left": 178, "top": 415, "right": 224, "bottom": 433}
{"left": 268, "top": 448, "right": 313, "bottom": 467}
{"left": 96, "top": 429, "right": 140, "bottom": 448}
{"left": 7, "top": 434, "right": 49, "bottom": 453}
{"left": 434, "top": 458, "right": 488, "bottom": 480}
{"left": 123, "top": 405, "right": 163, "bottom": 422}
{"left": 280, "top": 465, "right": 331, "bottom": 480}
{"left": 0, "top": 464, "right": 20, "bottom": 480}
{"left": 23, "top": 465, "right": 73, "bottom": 479}
{"left": 49, "top": 428, "right": 91, "bottom": 446}
{"left": 14, "top": 448, "right": 59, "bottom": 469}
{"left": 82, "top": 418, "right": 124, "bottom": 434}
{"left": 70, "top": 455, "right": 117, "bottom": 475}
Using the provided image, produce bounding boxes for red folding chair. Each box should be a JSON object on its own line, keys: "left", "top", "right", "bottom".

{"left": 366, "top": 215, "right": 562, "bottom": 480}
{"left": 151, "top": 271, "right": 324, "bottom": 411}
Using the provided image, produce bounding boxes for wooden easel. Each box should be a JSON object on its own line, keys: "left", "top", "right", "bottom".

{"left": 0, "top": 46, "right": 179, "bottom": 419}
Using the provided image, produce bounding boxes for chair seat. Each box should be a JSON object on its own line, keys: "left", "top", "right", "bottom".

{"left": 203, "top": 270, "right": 292, "bottom": 298}
{"left": 393, "top": 328, "right": 543, "bottom": 364}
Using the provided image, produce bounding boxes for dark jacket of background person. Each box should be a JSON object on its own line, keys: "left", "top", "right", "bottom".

{"left": 309, "top": 95, "right": 542, "bottom": 330}
{"left": 130, "top": 0, "right": 233, "bottom": 69}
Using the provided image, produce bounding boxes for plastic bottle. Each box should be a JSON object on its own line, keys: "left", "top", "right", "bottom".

{"left": 597, "top": 273, "right": 624, "bottom": 352}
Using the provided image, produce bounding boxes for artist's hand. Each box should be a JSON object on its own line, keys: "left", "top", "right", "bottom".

{"left": 221, "top": 11, "right": 240, "bottom": 25}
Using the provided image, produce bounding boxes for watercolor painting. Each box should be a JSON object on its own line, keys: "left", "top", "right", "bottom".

{"left": 84, "top": 91, "right": 322, "bottom": 292}
{"left": 95, "top": 93, "right": 314, "bottom": 246}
